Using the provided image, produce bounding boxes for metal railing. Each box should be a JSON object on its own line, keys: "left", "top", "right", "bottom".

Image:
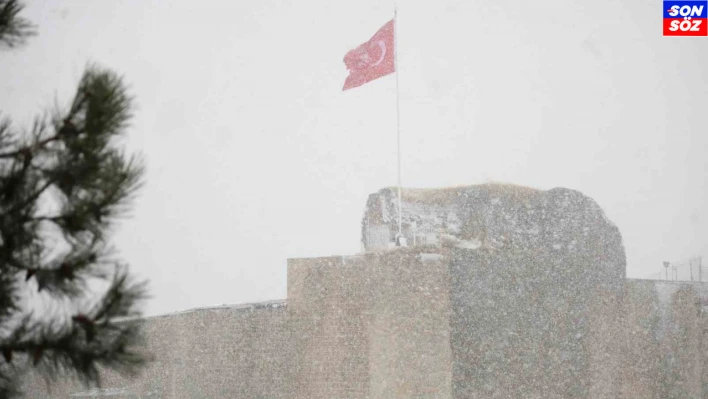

{"left": 363, "top": 223, "right": 443, "bottom": 251}
{"left": 645, "top": 256, "right": 705, "bottom": 282}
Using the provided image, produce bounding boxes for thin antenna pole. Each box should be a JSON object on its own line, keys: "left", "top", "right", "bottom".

{"left": 700, "top": 256, "right": 703, "bottom": 282}
{"left": 394, "top": 5, "right": 402, "bottom": 243}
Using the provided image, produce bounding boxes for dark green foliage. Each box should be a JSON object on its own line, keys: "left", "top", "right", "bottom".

{"left": 0, "top": 3, "right": 150, "bottom": 397}
{"left": 0, "top": 0, "right": 34, "bottom": 49}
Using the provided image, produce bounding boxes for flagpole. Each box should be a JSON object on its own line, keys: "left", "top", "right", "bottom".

{"left": 394, "top": 5, "right": 403, "bottom": 245}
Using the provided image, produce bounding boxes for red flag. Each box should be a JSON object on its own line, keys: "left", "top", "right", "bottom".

{"left": 342, "top": 20, "right": 395, "bottom": 91}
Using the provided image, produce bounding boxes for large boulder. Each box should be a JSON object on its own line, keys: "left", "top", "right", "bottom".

{"left": 362, "top": 183, "right": 626, "bottom": 282}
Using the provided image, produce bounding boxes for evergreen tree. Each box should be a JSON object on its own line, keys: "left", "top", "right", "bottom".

{"left": 0, "top": 1, "right": 150, "bottom": 396}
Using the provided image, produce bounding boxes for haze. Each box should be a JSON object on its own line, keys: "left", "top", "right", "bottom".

{"left": 1, "top": 0, "right": 706, "bottom": 316}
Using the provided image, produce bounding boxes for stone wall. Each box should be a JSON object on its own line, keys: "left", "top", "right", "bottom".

{"left": 18, "top": 183, "right": 708, "bottom": 398}
{"left": 21, "top": 253, "right": 708, "bottom": 399}
{"left": 287, "top": 249, "right": 453, "bottom": 399}
{"left": 449, "top": 249, "right": 708, "bottom": 398}
{"left": 22, "top": 301, "right": 293, "bottom": 398}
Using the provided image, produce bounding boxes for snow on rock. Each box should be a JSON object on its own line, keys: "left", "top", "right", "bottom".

{"left": 70, "top": 387, "right": 134, "bottom": 397}
{"left": 361, "top": 184, "right": 624, "bottom": 265}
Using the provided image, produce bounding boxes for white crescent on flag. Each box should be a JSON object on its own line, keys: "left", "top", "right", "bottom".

{"left": 371, "top": 41, "right": 387, "bottom": 66}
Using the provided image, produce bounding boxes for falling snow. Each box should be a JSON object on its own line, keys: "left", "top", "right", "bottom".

{"left": 21, "top": 184, "right": 708, "bottom": 398}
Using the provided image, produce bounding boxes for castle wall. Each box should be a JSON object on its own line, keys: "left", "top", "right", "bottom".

{"left": 582, "top": 279, "right": 708, "bottom": 399}
{"left": 449, "top": 246, "right": 708, "bottom": 399}
{"left": 615, "top": 279, "right": 708, "bottom": 399}
{"left": 287, "top": 248, "right": 453, "bottom": 399}
{"left": 287, "top": 256, "right": 372, "bottom": 398}
{"left": 18, "top": 184, "right": 708, "bottom": 398}
{"left": 22, "top": 301, "right": 293, "bottom": 398}
{"left": 20, "top": 255, "right": 708, "bottom": 399}
{"left": 449, "top": 247, "right": 612, "bottom": 399}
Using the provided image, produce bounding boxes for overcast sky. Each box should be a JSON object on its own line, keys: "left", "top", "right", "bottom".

{"left": 1, "top": 0, "right": 706, "bottom": 316}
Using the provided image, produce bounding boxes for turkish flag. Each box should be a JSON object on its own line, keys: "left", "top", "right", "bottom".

{"left": 342, "top": 20, "right": 395, "bottom": 91}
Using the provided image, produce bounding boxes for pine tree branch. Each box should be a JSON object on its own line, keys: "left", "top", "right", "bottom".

{"left": 0, "top": 268, "right": 149, "bottom": 383}
{"left": 0, "top": 135, "right": 61, "bottom": 159}
{"left": 0, "top": 117, "right": 15, "bottom": 151}
{"left": 1, "top": 38, "right": 149, "bottom": 395}
{"left": 90, "top": 267, "right": 148, "bottom": 324}
{"left": 0, "top": 0, "right": 36, "bottom": 49}
{"left": 5, "top": 178, "right": 53, "bottom": 215}
{"left": 0, "top": 319, "right": 147, "bottom": 385}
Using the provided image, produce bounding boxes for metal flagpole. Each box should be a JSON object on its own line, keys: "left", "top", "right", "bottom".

{"left": 394, "top": 4, "right": 403, "bottom": 245}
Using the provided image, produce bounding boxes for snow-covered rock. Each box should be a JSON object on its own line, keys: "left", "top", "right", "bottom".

{"left": 361, "top": 184, "right": 624, "bottom": 260}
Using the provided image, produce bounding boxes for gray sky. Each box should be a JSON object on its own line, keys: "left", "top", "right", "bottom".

{"left": 1, "top": 0, "right": 706, "bottom": 316}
